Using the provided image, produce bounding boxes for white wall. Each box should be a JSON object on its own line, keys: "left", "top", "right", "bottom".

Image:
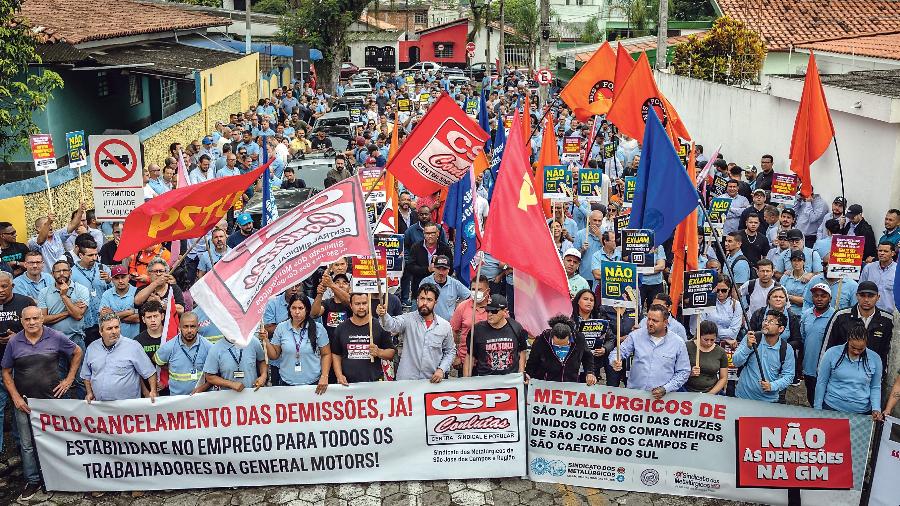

{"left": 764, "top": 51, "right": 900, "bottom": 76}
{"left": 655, "top": 71, "right": 900, "bottom": 225}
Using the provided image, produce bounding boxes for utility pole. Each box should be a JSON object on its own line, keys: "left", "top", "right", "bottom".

{"left": 498, "top": 0, "right": 505, "bottom": 83}
{"left": 655, "top": 0, "right": 668, "bottom": 70}
{"left": 539, "top": 0, "right": 550, "bottom": 103}
{"left": 245, "top": 0, "right": 252, "bottom": 54}
{"left": 485, "top": 0, "right": 491, "bottom": 67}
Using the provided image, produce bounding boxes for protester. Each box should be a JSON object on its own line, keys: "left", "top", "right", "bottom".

{"left": 638, "top": 293, "right": 687, "bottom": 340}
{"left": 407, "top": 223, "right": 453, "bottom": 296}
{"left": 377, "top": 284, "right": 455, "bottom": 382}
{"left": 573, "top": 210, "right": 606, "bottom": 283}
{"left": 879, "top": 208, "right": 900, "bottom": 248}
{"left": 12, "top": 250, "right": 52, "bottom": 301}
{"left": 800, "top": 283, "right": 836, "bottom": 404}
{"left": 781, "top": 251, "right": 811, "bottom": 316}
{"left": 685, "top": 320, "right": 729, "bottom": 394}
{"left": 264, "top": 295, "right": 331, "bottom": 392}
{"left": 197, "top": 228, "right": 230, "bottom": 279}
{"left": 227, "top": 213, "right": 256, "bottom": 248}
{"left": 526, "top": 315, "right": 595, "bottom": 384}
{"left": 29, "top": 205, "right": 83, "bottom": 273}
{"left": 0, "top": 222, "right": 28, "bottom": 276}
{"left": 464, "top": 295, "right": 528, "bottom": 377}
{"left": 739, "top": 214, "right": 770, "bottom": 268}
{"left": 612, "top": 304, "right": 691, "bottom": 397}
{"left": 815, "top": 325, "right": 883, "bottom": 420}
{"left": 153, "top": 312, "right": 212, "bottom": 396}
{"left": 451, "top": 275, "right": 490, "bottom": 371}
{"left": 733, "top": 310, "right": 795, "bottom": 403}
{"left": 332, "top": 293, "right": 395, "bottom": 384}
{"left": 70, "top": 237, "right": 111, "bottom": 345}
{"left": 134, "top": 257, "right": 185, "bottom": 326}
{"left": 82, "top": 313, "right": 157, "bottom": 402}
{"left": 702, "top": 276, "right": 743, "bottom": 344}
{"left": 201, "top": 326, "right": 268, "bottom": 392}
{"left": 739, "top": 258, "right": 777, "bottom": 316}
{"left": 562, "top": 248, "right": 590, "bottom": 298}
{"left": 419, "top": 255, "right": 469, "bottom": 320}
{"left": 590, "top": 230, "right": 621, "bottom": 285}
{"left": 821, "top": 281, "right": 894, "bottom": 374}
{"left": 723, "top": 232, "right": 751, "bottom": 286}
{"left": 841, "top": 204, "right": 877, "bottom": 262}
{"left": 38, "top": 259, "right": 89, "bottom": 399}
{"left": 98, "top": 265, "right": 140, "bottom": 339}
{"left": 858, "top": 241, "right": 897, "bottom": 312}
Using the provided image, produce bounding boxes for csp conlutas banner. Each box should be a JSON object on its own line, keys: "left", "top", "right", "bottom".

{"left": 28, "top": 375, "right": 526, "bottom": 492}
{"left": 526, "top": 381, "right": 873, "bottom": 506}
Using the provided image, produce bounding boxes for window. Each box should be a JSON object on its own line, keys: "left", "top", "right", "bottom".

{"left": 414, "top": 11, "right": 427, "bottom": 24}
{"left": 97, "top": 71, "right": 109, "bottom": 97}
{"left": 161, "top": 79, "right": 178, "bottom": 118}
{"left": 433, "top": 42, "right": 453, "bottom": 59}
{"left": 128, "top": 74, "right": 143, "bottom": 106}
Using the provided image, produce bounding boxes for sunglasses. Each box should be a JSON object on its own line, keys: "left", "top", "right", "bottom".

{"left": 716, "top": 288, "right": 731, "bottom": 293}
{"left": 487, "top": 308, "right": 503, "bottom": 314}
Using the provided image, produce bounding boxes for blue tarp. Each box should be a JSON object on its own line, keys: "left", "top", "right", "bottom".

{"left": 179, "top": 36, "right": 321, "bottom": 60}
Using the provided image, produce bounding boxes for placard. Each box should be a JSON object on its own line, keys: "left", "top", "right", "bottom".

{"left": 622, "top": 176, "right": 637, "bottom": 208}
{"left": 577, "top": 168, "right": 604, "bottom": 202}
{"left": 465, "top": 98, "right": 478, "bottom": 115}
{"left": 712, "top": 175, "right": 729, "bottom": 196}
{"left": 65, "top": 130, "right": 87, "bottom": 169}
{"left": 826, "top": 235, "right": 864, "bottom": 280}
{"left": 708, "top": 197, "right": 731, "bottom": 229}
{"left": 682, "top": 269, "right": 716, "bottom": 315}
{"left": 561, "top": 137, "right": 581, "bottom": 163}
{"left": 398, "top": 99, "right": 412, "bottom": 112}
{"left": 419, "top": 93, "right": 431, "bottom": 105}
{"left": 543, "top": 165, "right": 572, "bottom": 200}
{"left": 770, "top": 173, "right": 799, "bottom": 205}
{"left": 614, "top": 212, "right": 631, "bottom": 239}
{"left": 352, "top": 255, "right": 388, "bottom": 293}
{"left": 597, "top": 261, "right": 638, "bottom": 309}
{"left": 30, "top": 134, "right": 57, "bottom": 171}
{"left": 361, "top": 167, "right": 386, "bottom": 204}
{"left": 374, "top": 234, "right": 404, "bottom": 275}
{"left": 869, "top": 416, "right": 900, "bottom": 506}
{"left": 620, "top": 229, "right": 655, "bottom": 274}
{"left": 578, "top": 319, "right": 609, "bottom": 349}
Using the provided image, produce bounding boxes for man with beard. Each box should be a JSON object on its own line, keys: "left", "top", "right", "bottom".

{"left": 397, "top": 191, "right": 416, "bottom": 234}
{"left": 38, "top": 260, "right": 89, "bottom": 399}
{"left": 197, "top": 228, "right": 230, "bottom": 279}
{"left": 377, "top": 284, "right": 455, "bottom": 382}
{"left": 227, "top": 213, "right": 256, "bottom": 249}
{"left": 333, "top": 293, "right": 395, "bottom": 384}
{"left": 153, "top": 312, "right": 212, "bottom": 396}
{"left": 70, "top": 237, "right": 111, "bottom": 346}
{"left": 464, "top": 295, "right": 528, "bottom": 377}
{"left": 407, "top": 223, "right": 453, "bottom": 299}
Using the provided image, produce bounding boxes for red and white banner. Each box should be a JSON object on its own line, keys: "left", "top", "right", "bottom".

{"left": 191, "top": 177, "right": 372, "bottom": 346}
{"left": 385, "top": 93, "right": 488, "bottom": 197}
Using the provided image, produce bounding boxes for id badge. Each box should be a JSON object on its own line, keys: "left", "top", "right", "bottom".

{"left": 90, "top": 290, "right": 97, "bottom": 297}
{"left": 294, "top": 364, "right": 302, "bottom": 373}
{"left": 233, "top": 371, "right": 245, "bottom": 379}
{"left": 190, "top": 369, "right": 199, "bottom": 381}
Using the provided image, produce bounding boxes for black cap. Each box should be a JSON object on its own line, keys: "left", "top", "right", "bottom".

{"left": 846, "top": 204, "right": 863, "bottom": 217}
{"left": 777, "top": 230, "right": 789, "bottom": 240}
{"left": 857, "top": 281, "right": 879, "bottom": 295}
{"left": 833, "top": 196, "right": 847, "bottom": 207}
{"left": 332, "top": 273, "right": 350, "bottom": 283}
{"left": 789, "top": 250, "right": 805, "bottom": 261}
{"left": 786, "top": 228, "right": 804, "bottom": 241}
{"left": 432, "top": 255, "right": 451, "bottom": 269}
{"left": 485, "top": 295, "right": 508, "bottom": 311}
{"left": 781, "top": 208, "right": 796, "bottom": 217}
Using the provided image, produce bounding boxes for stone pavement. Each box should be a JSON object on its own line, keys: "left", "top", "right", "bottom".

{"left": 1, "top": 478, "right": 760, "bottom": 506}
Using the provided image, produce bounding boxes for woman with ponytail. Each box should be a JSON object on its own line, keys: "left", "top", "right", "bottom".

{"left": 814, "top": 325, "right": 883, "bottom": 421}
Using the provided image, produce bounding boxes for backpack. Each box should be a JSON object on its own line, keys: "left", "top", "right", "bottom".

{"left": 727, "top": 254, "right": 757, "bottom": 280}
{"left": 746, "top": 279, "right": 780, "bottom": 298}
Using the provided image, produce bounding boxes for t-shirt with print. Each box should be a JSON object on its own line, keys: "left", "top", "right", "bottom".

{"left": 0, "top": 293, "right": 35, "bottom": 359}
{"left": 331, "top": 319, "right": 394, "bottom": 383}
{"left": 321, "top": 299, "right": 350, "bottom": 343}
{"left": 134, "top": 331, "right": 163, "bottom": 364}
{"left": 471, "top": 320, "right": 529, "bottom": 376}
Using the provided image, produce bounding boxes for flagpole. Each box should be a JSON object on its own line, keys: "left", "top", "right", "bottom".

{"left": 43, "top": 170, "right": 55, "bottom": 215}
{"left": 368, "top": 293, "right": 375, "bottom": 363}
{"left": 464, "top": 255, "right": 484, "bottom": 378}
{"left": 832, "top": 137, "right": 846, "bottom": 202}
{"left": 580, "top": 115, "right": 600, "bottom": 168}
{"left": 528, "top": 96, "right": 561, "bottom": 144}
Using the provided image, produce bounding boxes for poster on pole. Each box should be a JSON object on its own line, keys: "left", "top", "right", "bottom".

{"left": 826, "top": 235, "right": 864, "bottom": 280}
{"left": 352, "top": 255, "right": 388, "bottom": 294}
{"left": 561, "top": 137, "right": 581, "bottom": 164}
{"left": 712, "top": 175, "right": 729, "bottom": 196}
{"left": 375, "top": 233, "right": 404, "bottom": 291}
{"left": 597, "top": 261, "right": 638, "bottom": 309}
{"left": 543, "top": 165, "right": 572, "bottom": 200}
{"left": 614, "top": 211, "right": 631, "bottom": 239}
{"left": 869, "top": 416, "right": 900, "bottom": 506}
{"left": 30, "top": 134, "right": 57, "bottom": 171}
{"left": 577, "top": 168, "right": 605, "bottom": 202}
{"left": 770, "top": 173, "right": 799, "bottom": 205}
{"left": 465, "top": 97, "right": 479, "bottom": 116}
{"left": 682, "top": 269, "right": 716, "bottom": 315}
{"left": 708, "top": 197, "right": 731, "bottom": 230}
{"left": 398, "top": 99, "right": 412, "bottom": 113}
{"left": 362, "top": 167, "right": 386, "bottom": 204}
{"left": 578, "top": 319, "right": 609, "bottom": 350}
{"left": 65, "top": 131, "right": 88, "bottom": 169}
{"left": 28, "top": 375, "right": 527, "bottom": 492}
{"left": 622, "top": 176, "right": 637, "bottom": 208}
{"left": 620, "top": 229, "right": 655, "bottom": 274}
{"left": 88, "top": 134, "right": 144, "bottom": 221}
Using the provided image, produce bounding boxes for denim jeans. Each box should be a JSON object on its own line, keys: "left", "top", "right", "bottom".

{"left": 14, "top": 408, "right": 41, "bottom": 484}
{"left": 58, "top": 335, "right": 86, "bottom": 400}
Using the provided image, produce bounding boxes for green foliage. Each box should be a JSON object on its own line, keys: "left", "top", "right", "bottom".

{"left": 0, "top": 0, "right": 63, "bottom": 160}
{"left": 253, "top": 0, "right": 289, "bottom": 15}
{"left": 580, "top": 16, "right": 603, "bottom": 44}
{"left": 671, "top": 0, "right": 714, "bottom": 21}
{"left": 489, "top": 0, "right": 540, "bottom": 68}
{"left": 671, "top": 16, "right": 766, "bottom": 85}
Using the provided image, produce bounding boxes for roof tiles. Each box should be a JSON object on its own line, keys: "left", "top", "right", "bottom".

{"left": 798, "top": 31, "right": 900, "bottom": 60}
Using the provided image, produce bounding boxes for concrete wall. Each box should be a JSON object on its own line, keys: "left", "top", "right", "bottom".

{"left": 655, "top": 71, "right": 900, "bottom": 227}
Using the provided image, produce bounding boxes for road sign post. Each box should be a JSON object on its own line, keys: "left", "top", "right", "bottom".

{"left": 88, "top": 135, "right": 145, "bottom": 221}
{"left": 534, "top": 68, "right": 553, "bottom": 86}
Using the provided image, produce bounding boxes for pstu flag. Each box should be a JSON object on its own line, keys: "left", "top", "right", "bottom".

{"left": 560, "top": 41, "right": 616, "bottom": 121}
{"left": 443, "top": 166, "right": 480, "bottom": 286}
{"left": 789, "top": 52, "right": 835, "bottom": 198}
{"left": 385, "top": 93, "right": 488, "bottom": 197}
{"left": 191, "top": 177, "right": 372, "bottom": 347}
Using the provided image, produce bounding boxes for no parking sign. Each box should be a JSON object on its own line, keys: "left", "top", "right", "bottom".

{"left": 89, "top": 134, "right": 144, "bottom": 221}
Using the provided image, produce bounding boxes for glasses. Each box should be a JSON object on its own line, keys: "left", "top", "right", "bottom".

{"left": 149, "top": 269, "right": 167, "bottom": 274}
{"left": 716, "top": 288, "right": 731, "bottom": 293}
{"left": 487, "top": 309, "right": 502, "bottom": 314}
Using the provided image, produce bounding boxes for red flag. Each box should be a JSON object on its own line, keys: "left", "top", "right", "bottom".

{"left": 167, "top": 149, "right": 192, "bottom": 264}
{"left": 115, "top": 160, "right": 272, "bottom": 261}
{"left": 668, "top": 144, "right": 699, "bottom": 315}
{"left": 385, "top": 93, "right": 489, "bottom": 197}
{"left": 156, "top": 291, "right": 180, "bottom": 389}
{"left": 613, "top": 42, "right": 634, "bottom": 101}
{"left": 535, "top": 113, "right": 559, "bottom": 218}
{"left": 381, "top": 112, "right": 401, "bottom": 233}
{"left": 522, "top": 94, "right": 532, "bottom": 158}
{"left": 789, "top": 52, "right": 835, "bottom": 198}
{"left": 483, "top": 112, "right": 570, "bottom": 335}
{"left": 561, "top": 41, "right": 616, "bottom": 121}
{"left": 607, "top": 52, "right": 691, "bottom": 143}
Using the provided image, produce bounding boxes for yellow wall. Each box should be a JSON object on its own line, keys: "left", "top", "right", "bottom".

{"left": 23, "top": 173, "right": 94, "bottom": 237}
{"left": 199, "top": 53, "right": 260, "bottom": 108}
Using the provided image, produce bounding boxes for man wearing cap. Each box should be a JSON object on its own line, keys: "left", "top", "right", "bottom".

{"left": 821, "top": 280, "right": 894, "bottom": 376}
{"left": 198, "top": 136, "right": 221, "bottom": 166}
{"left": 766, "top": 207, "right": 796, "bottom": 244}
{"left": 878, "top": 209, "right": 900, "bottom": 249}
{"left": 738, "top": 189, "right": 770, "bottom": 234}
{"left": 800, "top": 282, "right": 835, "bottom": 404}
{"left": 774, "top": 229, "right": 822, "bottom": 281}
{"left": 99, "top": 266, "right": 140, "bottom": 339}
{"left": 563, "top": 248, "right": 590, "bottom": 298}
{"left": 767, "top": 230, "right": 791, "bottom": 264}
{"left": 841, "top": 204, "right": 877, "bottom": 262}
{"left": 794, "top": 193, "right": 830, "bottom": 248}
{"left": 227, "top": 213, "right": 256, "bottom": 249}
{"left": 464, "top": 295, "right": 528, "bottom": 377}
{"left": 744, "top": 165, "right": 758, "bottom": 190}
{"left": 859, "top": 241, "right": 897, "bottom": 313}
{"left": 817, "top": 197, "right": 847, "bottom": 239}
{"left": 419, "top": 255, "right": 470, "bottom": 321}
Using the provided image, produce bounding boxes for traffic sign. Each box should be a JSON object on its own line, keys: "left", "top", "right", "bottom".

{"left": 30, "top": 134, "right": 57, "bottom": 171}
{"left": 535, "top": 68, "right": 553, "bottom": 85}
{"left": 89, "top": 134, "right": 144, "bottom": 221}
{"left": 465, "top": 42, "right": 476, "bottom": 53}
{"left": 467, "top": 50, "right": 475, "bottom": 59}
{"left": 437, "top": 44, "right": 445, "bottom": 51}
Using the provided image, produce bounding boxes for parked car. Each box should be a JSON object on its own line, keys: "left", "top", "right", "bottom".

{"left": 442, "top": 67, "right": 471, "bottom": 86}
{"left": 404, "top": 61, "right": 442, "bottom": 74}
{"left": 313, "top": 111, "right": 354, "bottom": 141}
{"left": 349, "top": 80, "right": 373, "bottom": 93}
{"left": 340, "top": 62, "right": 359, "bottom": 79}
{"left": 466, "top": 62, "right": 497, "bottom": 81}
{"left": 245, "top": 187, "right": 319, "bottom": 229}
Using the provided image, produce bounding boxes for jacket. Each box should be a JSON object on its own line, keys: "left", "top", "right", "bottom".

{"left": 822, "top": 305, "right": 894, "bottom": 378}
{"left": 526, "top": 319, "right": 593, "bottom": 383}
{"left": 841, "top": 218, "right": 877, "bottom": 261}
{"left": 749, "top": 306, "right": 803, "bottom": 354}
{"left": 407, "top": 241, "right": 453, "bottom": 289}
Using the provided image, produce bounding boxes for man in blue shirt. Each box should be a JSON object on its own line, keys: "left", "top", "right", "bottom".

{"left": 774, "top": 228, "right": 823, "bottom": 280}
{"left": 29, "top": 206, "right": 82, "bottom": 273}
{"left": 201, "top": 329, "right": 267, "bottom": 392}
{"left": 573, "top": 211, "right": 606, "bottom": 283}
{"left": 70, "top": 238, "right": 111, "bottom": 345}
{"left": 13, "top": 251, "right": 53, "bottom": 300}
{"left": 99, "top": 266, "right": 140, "bottom": 339}
{"left": 612, "top": 304, "right": 691, "bottom": 398}
{"left": 799, "top": 283, "right": 835, "bottom": 405}
{"left": 723, "top": 232, "right": 751, "bottom": 286}
{"left": 419, "top": 255, "right": 470, "bottom": 321}
{"left": 153, "top": 312, "right": 212, "bottom": 396}
{"left": 236, "top": 131, "right": 261, "bottom": 165}
{"left": 38, "top": 260, "right": 90, "bottom": 399}
{"left": 82, "top": 313, "right": 157, "bottom": 402}
{"left": 197, "top": 228, "right": 230, "bottom": 279}
{"left": 733, "top": 310, "right": 795, "bottom": 402}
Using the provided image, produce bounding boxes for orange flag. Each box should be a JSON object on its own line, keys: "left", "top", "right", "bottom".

{"left": 560, "top": 41, "right": 616, "bottom": 121}
{"left": 535, "top": 113, "right": 559, "bottom": 218}
{"left": 668, "top": 144, "right": 699, "bottom": 316}
{"left": 613, "top": 42, "right": 634, "bottom": 101}
{"left": 607, "top": 52, "right": 691, "bottom": 143}
{"left": 382, "top": 112, "right": 401, "bottom": 232}
{"left": 789, "top": 52, "right": 835, "bottom": 198}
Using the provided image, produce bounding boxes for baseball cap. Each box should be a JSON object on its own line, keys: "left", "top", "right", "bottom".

{"left": 857, "top": 281, "right": 879, "bottom": 295}
{"left": 789, "top": 250, "right": 805, "bottom": 261}
{"left": 833, "top": 197, "right": 847, "bottom": 207}
{"left": 786, "top": 229, "right": 804, "bottom": 241}
{"left": 810, "top": 282, "right": 832, "bottom": 296}
{"left": 777, "top": 230, "right": 789, "bottom": 240}
{"left": 236, "top": 213, "right": 253, "bottom": 226}
{"left": 485, "top": 295, "right": 508, "bottom": 311}
{"left": 202, "top": 136, "right": 213, "bottom": 145}
{"left": 752, "top": 188, "right": 767, "bottom": 196}
{"left": 332, "top": 273, "right": 350, "bottom": 283}
{"left": 563, "top": 248, "right": 582, "bottom": 260}
{"left": 110, "top": 265, "right": 128, "bottom": 277}
{"left": 781, "top": 208, "right": 796, "bottom": 217}
{"left": 846, "top": 204, "right": 863, "bottom": 217}
{"left": 356, "top": 136, "right": 366, "bottom": 146}
{"left": 433, "top": 255, "right": 451, "bottom": 269}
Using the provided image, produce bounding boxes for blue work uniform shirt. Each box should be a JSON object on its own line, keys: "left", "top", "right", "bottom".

{"left": 153, "top": 335, "right": 212, "bottom": 396}
{"left": 99, "top": 286, "right": 139, "bottom": 338}
{"left": 271, "top": 320, "right": 329, "bottom": 386}
{"left": 70, "top": 262, "right": 111, "bottom": 327}
{"left": 202, "top": 337, "right": 266, "bottom": 389}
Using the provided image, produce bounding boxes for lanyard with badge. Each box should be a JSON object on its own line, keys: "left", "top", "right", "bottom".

{"left": 228, "top": 347, "right": 245, "bottom": 379}
{"left": 291, "top": 326, "right": 307, "bottom": 373}
{"left": 180, "top": 343, "right": 201, "bottom": 380}
{"left": 75, "top": 264, "right": 98, "bottom": 297}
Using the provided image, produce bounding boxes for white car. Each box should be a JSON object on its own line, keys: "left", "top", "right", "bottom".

{"left": 405, "top": 61, "right": 442, "bottom": 74}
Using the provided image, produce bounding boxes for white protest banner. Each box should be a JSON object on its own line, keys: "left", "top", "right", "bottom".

{"left": 88, "top": 134, "right": 144, "bottom": 221}
{"left": 191, "top": 177, "right": 372, "bottom": 347}
{"left": 29, "top": 375, "right": 526, "bottom": 492}
{"left": 870, "top": 416, "right": 900, "bottom": 506}
{"left": 527, "top": 381, "right": 873, "bottom": 506}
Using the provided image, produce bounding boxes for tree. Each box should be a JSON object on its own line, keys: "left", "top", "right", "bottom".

{"left": 276, "top": 0, "right": 369, "bottom": 93}
{"left": 671, "top": 0, "right": 714, "bottom": 21}
{"left": 0, "top": 0, "right": 63, "bottom": 160}
{"left": 580, "top": 16, "right": 604, "bottom": 44}
{"left": 490, "top": 0, "right": 539, "bottom": 71}
{"left": 671, "top": 16, "right": 766, "bottom": 86}
{"left": 467, "top": 0, "right": 490, "bottom": 43}
{"left": 253, "top": 0, "right": 289, "bottom": 15}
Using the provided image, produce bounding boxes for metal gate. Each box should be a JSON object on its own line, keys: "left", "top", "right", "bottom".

{"left": 364, "top": 46, "right": 397, "bottom": 72}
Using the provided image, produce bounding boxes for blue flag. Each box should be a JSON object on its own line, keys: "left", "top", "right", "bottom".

{"left": 443, "top": 168, "right": 478, "bottom": 285}
{"left": 628, "top": 108, "right": 700, "bottom": 247}
{"left": 486, "top": 120, "right": 506, "bottom": 201}
{"left": 478, "top": 88, "right": 491, "bottom": 151}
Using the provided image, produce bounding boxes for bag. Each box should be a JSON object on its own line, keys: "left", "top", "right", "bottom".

{"left": 728, "top": 254, "right": 757, "bottom": 280}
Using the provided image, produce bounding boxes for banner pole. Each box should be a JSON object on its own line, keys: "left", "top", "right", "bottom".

{"left": 695, "top": 313, "right": 701, "bottom": 366}
{"left": 369, "top": 293, "right": 375, "bottom": 363}
{"left": 464, "top": 255, "right": 484, "bottom": 378}
{"left": 615, "top": 307, "right": 623, "bottom": 364}
{"left": 832, "top": 137, "right": 846, "bottom": 202}
{"left": 43, "top": 170, "right": 55, "bottom": 214}
{"left": 834, "top": 278, "right": 843, "bottom": 311}
{"left": 169, "top": 238, "right": 202, "bottom": 272}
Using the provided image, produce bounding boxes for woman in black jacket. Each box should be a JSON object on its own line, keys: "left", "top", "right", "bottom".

{"left": 748, "top": 286, "right": 803, "bottom": 384}
{"left": 525, "top": 315, "right": 596, "bottom": 384}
